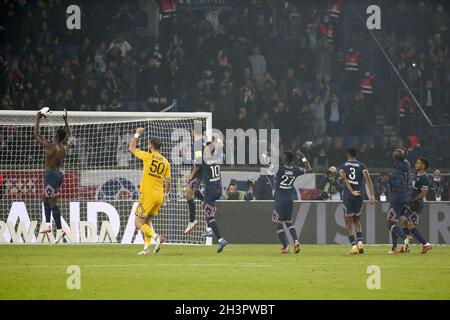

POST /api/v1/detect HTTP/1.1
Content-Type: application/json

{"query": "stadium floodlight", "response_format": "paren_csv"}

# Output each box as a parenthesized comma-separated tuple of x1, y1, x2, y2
(0, 110, 212, 245)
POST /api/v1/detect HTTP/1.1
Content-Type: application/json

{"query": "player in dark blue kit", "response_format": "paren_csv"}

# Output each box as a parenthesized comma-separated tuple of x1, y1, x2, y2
(339, 148, 376, 254)
(34, 109, 71, 244)
(400, 157, 432, 254)
(272, 151, 312, 254)
(387, 149, 411, 254)
(184, 127, 206, 234)
(186, 141, 227, 253)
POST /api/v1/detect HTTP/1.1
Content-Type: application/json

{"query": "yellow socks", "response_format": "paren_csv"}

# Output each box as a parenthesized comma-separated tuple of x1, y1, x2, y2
(140, 224, 155, 248)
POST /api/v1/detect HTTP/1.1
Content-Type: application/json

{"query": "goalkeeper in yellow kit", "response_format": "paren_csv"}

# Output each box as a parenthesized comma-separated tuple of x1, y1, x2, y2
(129, 127, 171, 255)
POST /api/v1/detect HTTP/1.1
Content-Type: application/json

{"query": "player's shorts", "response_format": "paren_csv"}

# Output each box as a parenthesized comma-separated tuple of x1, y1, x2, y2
(403, 202, 424, 226)
(135, 193, 164, 218)
(203, 189, 222, 218)
(343, 197, 363, 218)
(187, 174, 200, 190)
(387, 202, 407, 223)
(272, 198, 294, 224)
(44, 170, 64, 198)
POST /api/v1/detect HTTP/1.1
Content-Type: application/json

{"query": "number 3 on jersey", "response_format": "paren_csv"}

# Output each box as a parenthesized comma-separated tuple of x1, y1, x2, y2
(348, 167, 356, 180)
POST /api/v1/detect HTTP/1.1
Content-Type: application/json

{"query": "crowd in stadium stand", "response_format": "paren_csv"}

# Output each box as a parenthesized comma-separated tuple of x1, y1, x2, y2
(0, 0, 449, 169)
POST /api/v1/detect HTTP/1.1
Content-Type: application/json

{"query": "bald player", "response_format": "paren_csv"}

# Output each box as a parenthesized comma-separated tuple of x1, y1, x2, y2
(35, 109, 71, 244)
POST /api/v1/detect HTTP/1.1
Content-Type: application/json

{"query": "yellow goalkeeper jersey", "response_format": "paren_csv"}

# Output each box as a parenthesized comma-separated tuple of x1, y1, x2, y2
(134, 149, 171, 195)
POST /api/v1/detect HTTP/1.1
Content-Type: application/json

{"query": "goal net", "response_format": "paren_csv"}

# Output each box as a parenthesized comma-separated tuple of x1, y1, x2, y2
(0, 110, 212, 245)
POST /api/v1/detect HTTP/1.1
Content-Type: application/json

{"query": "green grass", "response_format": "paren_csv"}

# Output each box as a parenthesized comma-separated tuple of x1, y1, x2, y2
(0, 244, 449, 300)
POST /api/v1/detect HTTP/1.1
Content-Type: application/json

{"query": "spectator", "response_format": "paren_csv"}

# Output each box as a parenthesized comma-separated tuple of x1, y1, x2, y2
(377, 137, 393, 167)
(278, 68, 301, 106)
(427, 170, 449, 201)
(104, 68, 120, 96)
(96, 89, 110, 111)
(1, 94, 15, 110)
(63, 89, 76, 110)
(248, 46, 266, 90)
(215, 86, 235, 132)
(108, 97, 122, 111)
(109, 36, 132, 57)
(327, 137, 344, 167)
(314, 37, 333, 85)
(375, 172, 390, 201)
(271, 101, 292, 144)
(244, 179, 256, 201)
(239, 79, 257, 113)
(236, 106, 252, 130)
(310, 84, 330, 136)
(347, 92, 368, 145)
(325, 92, 341, 135)
(358, 143, 374, 167)
(257, 112, 273, 130)
(254, 170, 275, 200)
(318, 167, 344, 200)
(223, 181, 245, 200)
(290, 37, 314, 81)
(314, 137, 328, 167)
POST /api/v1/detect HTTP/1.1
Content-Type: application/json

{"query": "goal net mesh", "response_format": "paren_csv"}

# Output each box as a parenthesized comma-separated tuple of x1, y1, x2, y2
(0, 111, 211, 245)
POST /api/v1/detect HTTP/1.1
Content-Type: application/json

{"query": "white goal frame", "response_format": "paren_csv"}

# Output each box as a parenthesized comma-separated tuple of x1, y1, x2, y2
(0, 110, 213, 245)
(0, 110, 213, 140)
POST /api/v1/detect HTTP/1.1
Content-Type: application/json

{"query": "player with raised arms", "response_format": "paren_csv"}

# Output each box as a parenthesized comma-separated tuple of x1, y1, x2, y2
(272, 151, 312, 254)
(35, 108, 71, 244)
(186, 141, 227, 253)
(129, 128, 170, 255)
(400, 157, 432, 253)
(184, 126, 206, 234)
(339, 147, 376, 254)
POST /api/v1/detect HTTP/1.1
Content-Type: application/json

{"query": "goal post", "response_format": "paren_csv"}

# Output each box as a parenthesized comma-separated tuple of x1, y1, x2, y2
(0, 110, 213, 245)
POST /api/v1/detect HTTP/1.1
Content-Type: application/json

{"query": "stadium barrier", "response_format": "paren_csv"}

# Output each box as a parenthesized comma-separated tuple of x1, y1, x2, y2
(215, 201, 450, 244)
(1, 201, 449, 244)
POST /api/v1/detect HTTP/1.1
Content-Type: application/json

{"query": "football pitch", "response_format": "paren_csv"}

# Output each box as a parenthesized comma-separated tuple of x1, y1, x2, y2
(0, 244, 449, 300)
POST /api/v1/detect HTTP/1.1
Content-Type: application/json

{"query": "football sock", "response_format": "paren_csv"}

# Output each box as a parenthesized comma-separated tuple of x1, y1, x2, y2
(44, 201, 51, 225)
(207, 218, 222, 239)
(411, 228, 427, 245)
(51, 206, 62, 230)
(276, 224, 288, 249)
(356, 232, 363, 243)
(187, 199, 196, 222)
(285, 222, 298, 242)
(348, 235, 356, 246)
(144, 234, 151, 248)
(194, 190, 204, 201)
(140, 224, 155, 240)
(391, 232, 398, 250)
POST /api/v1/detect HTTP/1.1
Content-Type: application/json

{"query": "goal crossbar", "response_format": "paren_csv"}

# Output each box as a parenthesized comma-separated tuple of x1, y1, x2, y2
(0, 111, 213, 139)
